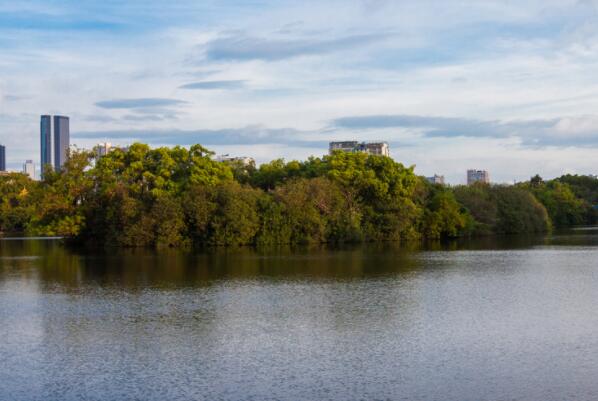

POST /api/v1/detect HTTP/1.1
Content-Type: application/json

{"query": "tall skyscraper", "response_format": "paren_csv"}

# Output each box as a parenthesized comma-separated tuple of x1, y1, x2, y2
(23, 160, 35, 179)
(0, 144, 5, 171)
(53, 115, 70, 171)
(40, 115, 52, 175)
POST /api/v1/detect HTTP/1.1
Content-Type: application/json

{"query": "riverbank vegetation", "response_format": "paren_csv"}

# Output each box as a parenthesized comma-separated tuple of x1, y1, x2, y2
(1, 143, 596, 247)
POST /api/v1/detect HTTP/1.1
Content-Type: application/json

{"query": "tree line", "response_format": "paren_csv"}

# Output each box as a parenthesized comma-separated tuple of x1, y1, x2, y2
(0, 143, 596, 247)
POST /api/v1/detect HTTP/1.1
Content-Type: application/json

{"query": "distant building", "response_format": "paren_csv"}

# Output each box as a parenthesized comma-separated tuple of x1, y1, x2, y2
(467, 169, 490, 185)
(53, 115, 70, 171)
(96, 142, 112, 158)
(216, 155, 255, 166)
(329, 141, 360, 154)
(361, 142, 390, 156)
(427, 175, 445, 185)
(329, 141, 390, 157)
(23, 160, 35, 179)
(40, 115, 52, 176)
(0, 144, 5, 171)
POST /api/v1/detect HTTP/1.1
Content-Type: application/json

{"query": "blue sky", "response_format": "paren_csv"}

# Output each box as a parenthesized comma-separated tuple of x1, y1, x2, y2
(1, 0, 598, 183)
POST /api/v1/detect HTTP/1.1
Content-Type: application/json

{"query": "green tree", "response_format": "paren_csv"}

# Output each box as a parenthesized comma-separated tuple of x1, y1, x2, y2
(250, 159, 302, 190)
(454, 184, 550, 234)
(28, 149, 93, 236)
(525, 181, 586, 226)
(208, 182, 262, 245)
(254, 194, 293, 245)
(0, 173, 36, 233)
(454, 184, 498, 235)
(274, 177, 362, 243)
(493, 186, 550, 234)
(423, 186, 472, 239)
(314, 151, 422, 241)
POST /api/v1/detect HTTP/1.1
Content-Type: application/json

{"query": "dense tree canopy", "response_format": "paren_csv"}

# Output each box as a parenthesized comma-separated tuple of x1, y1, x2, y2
(0, 172, 36, 233)
(455, 183, 551, 235)
(1, 143, 595, 247)
(518, 178, 590, 227)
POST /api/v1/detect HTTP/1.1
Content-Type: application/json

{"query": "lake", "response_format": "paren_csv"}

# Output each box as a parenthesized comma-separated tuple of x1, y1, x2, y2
(1, 230, 598, 401)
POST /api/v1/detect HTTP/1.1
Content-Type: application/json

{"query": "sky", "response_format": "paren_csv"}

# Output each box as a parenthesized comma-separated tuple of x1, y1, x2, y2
(1, 0, 598, 183)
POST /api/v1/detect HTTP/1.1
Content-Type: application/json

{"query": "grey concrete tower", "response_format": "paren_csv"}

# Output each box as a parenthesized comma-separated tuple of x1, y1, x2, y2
(53, 115, 69, 171)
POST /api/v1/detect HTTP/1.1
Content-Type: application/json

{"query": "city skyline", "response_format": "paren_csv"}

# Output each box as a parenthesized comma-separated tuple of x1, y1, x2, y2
(1, 1, 598, 183)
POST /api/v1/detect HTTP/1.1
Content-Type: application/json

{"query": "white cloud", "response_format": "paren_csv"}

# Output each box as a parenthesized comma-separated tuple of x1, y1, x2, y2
(553, 115, 598, 136)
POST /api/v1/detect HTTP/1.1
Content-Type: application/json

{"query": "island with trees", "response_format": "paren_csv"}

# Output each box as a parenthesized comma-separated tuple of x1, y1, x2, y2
(0, 143, 596, 247)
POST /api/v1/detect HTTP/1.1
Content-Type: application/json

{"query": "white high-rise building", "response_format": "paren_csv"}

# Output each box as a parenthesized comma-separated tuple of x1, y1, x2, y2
(427, 175, 445, 185)
(467, 169, 490, 185)
(23, 160, 35, 180)
(216, 155, 255, 166)
(96, 142, 112, 158)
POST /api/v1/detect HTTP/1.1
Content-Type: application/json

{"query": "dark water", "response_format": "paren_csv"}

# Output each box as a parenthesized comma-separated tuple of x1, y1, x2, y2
(2, 230, 598, 401)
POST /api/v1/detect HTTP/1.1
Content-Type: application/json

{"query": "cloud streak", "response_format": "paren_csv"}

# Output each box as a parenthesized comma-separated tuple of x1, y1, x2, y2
(73, 125, 325, 147)
(179, 80, 246, 90)
(95, 98, 187, 109)
(205, 33, 389, 61)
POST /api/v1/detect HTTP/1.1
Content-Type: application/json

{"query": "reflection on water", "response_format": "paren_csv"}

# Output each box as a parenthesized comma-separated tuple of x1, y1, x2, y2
(1, 229, 598, 401)
(1, 240, 424, 290)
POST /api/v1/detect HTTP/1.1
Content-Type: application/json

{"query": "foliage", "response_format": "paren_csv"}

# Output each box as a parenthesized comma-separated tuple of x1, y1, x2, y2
(306, 151, 422, 241)
(0, 173, 36, 233)
(493, 186, 550, 234)
(274, 177, 362, 243)
(422, 183, 473, 238)
(556, 174, 598, 204)
(454, 183, 550, 235)
(520, 178, 588, 227)
(453, 183, 498, 234)
(202, 182, 262, 246)
(554, 174, 598, 224)
(28, 149, 93, 236)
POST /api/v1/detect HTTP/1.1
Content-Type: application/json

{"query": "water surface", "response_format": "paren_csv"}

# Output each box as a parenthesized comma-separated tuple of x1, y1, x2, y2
(1, 230, 598, 400)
